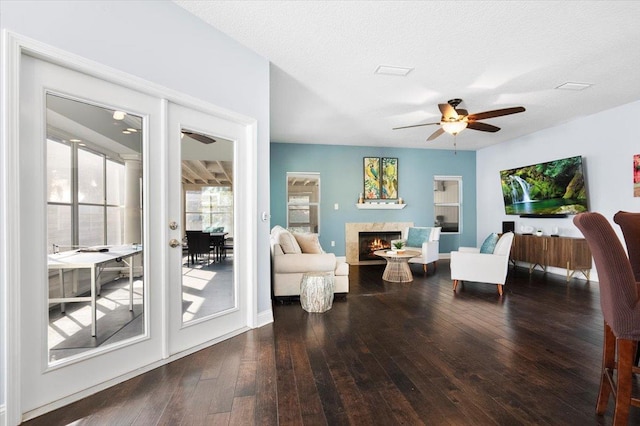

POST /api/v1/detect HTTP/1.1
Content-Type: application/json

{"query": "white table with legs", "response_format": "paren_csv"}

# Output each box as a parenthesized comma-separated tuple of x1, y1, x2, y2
(48, 245, 142, 336)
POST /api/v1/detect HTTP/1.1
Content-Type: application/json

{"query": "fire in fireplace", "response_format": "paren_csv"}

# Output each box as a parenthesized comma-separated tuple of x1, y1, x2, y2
(359, 231, 402, 261)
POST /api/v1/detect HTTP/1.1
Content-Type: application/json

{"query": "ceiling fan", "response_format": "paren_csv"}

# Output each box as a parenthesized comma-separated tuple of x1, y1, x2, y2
(182, 130, 217, 144)
(393, 98, 525, 141)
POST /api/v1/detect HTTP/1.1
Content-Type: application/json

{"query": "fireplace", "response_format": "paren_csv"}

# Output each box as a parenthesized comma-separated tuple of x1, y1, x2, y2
(358, 231, 401, 261)
(345, 222, 413, 264)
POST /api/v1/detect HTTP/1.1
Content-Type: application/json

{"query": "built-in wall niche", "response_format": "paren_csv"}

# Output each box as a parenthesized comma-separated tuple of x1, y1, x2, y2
(434, 176, 461, 233)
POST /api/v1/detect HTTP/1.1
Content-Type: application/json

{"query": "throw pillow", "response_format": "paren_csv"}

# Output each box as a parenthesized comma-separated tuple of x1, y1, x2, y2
(276, 228, 302, 254)
(406, 227, 432, 247)
(480, 233, 500, 254)
(293, 232, 324, 254)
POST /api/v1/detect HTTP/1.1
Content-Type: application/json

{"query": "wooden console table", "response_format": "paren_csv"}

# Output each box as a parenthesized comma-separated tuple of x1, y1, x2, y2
(510, 234, 591, 281)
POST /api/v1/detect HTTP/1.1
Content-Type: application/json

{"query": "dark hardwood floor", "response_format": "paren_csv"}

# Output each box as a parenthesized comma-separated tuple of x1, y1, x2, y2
(24, 261, 640, 425)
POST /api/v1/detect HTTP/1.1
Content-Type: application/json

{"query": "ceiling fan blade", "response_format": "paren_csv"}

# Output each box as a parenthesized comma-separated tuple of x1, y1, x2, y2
(455, 108, 468, 116)
(392, 122, 439, 130)
(438, 103, 459, 120)
(467, 121, 501, 132)
(427, 128, 445, 141)
(467, 106, 525, 121)
(183, 131, 217, 144)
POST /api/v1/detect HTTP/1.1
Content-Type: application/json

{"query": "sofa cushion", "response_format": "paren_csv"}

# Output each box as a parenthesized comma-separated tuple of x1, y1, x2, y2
(480, 233, 500, 254)
(273, 227, 302, 254)
(294, 232, 324, 254)
(406, 227, 432, 248)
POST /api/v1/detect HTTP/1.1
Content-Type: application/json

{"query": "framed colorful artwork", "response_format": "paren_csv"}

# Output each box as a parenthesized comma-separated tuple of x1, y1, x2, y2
(381, 157, 398, 199)
(634, 154, 640, 197)
(363, 157, 399, 200)
(363, 157, 381, 199)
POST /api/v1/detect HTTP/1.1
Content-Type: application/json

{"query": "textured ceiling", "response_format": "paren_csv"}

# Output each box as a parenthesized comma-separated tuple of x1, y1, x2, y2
(174, 1, 640, 151)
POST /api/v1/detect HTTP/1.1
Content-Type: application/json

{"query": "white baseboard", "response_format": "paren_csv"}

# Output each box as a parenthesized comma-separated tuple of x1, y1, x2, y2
(257, 308, 273, 327)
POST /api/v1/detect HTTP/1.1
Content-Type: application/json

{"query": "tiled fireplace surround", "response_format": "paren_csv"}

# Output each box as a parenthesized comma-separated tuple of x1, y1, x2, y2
(345, 222, 413, 265)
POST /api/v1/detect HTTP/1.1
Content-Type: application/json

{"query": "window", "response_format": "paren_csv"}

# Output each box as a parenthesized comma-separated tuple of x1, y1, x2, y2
(184, 186, 233, 235)
(434, 176, 462, 233)
(47, 139, 126, 252)
(287, 173, 320, 233)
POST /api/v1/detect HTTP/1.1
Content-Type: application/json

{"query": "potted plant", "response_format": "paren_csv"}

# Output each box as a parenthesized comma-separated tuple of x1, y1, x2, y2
(392, 240, 406, 253)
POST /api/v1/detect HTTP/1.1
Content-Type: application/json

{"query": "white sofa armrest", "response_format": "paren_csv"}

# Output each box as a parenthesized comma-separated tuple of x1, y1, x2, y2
(458, 246, 480, 253)
(450, 251, 510, 285)
(421, 240, 439, 263)
(273, 252, 336, 274)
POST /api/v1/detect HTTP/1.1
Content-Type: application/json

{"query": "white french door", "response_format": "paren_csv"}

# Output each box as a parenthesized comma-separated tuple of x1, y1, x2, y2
(13, 48, 256, 421)
(18, 54, 165, 417)
(166, 102, 249, 355)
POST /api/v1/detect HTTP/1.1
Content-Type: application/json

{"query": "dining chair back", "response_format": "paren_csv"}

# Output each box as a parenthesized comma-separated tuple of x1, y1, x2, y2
(574, 212, 640, 424)
(613, 211, 640, 281)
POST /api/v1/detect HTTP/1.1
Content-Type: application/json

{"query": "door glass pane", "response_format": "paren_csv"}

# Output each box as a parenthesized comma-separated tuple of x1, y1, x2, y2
(106, 206, 124, 245)
(78, 205, 104, 247)
(181, 130, 234, 323)
(46, 93, 144, 364)
(47, 140, 71, 203)
(47, 205, 72, 254)
(78, 148, 104, 204)
(106, 160, 125, 205)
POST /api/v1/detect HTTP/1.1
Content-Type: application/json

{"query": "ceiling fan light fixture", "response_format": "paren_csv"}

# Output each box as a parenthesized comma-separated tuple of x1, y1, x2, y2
(441, 120, 468, 136)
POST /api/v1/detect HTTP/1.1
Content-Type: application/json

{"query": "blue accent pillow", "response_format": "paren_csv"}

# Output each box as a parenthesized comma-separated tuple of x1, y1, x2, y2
(406, 227, 432, 247)
(480, 233, 500, 254)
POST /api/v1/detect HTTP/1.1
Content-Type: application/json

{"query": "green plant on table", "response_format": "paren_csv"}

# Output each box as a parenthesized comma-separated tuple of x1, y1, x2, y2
(393, 240, 405, 250)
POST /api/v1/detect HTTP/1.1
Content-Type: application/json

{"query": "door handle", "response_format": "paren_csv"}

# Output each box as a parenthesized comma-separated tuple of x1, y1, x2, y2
(169, 221, 178, 230)
(169, 239, 181, 248)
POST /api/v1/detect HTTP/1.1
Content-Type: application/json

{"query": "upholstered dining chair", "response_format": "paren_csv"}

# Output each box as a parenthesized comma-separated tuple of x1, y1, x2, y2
(574, 212, 640, 425)
(186, 231, 212, 266)
(613, 211, 640, 281)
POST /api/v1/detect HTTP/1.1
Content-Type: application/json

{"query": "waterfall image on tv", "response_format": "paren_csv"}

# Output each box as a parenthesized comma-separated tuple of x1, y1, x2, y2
(500, 156, 589, 216)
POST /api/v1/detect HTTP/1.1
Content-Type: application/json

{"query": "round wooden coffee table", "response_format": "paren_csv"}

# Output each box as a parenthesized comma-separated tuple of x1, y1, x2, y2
(374, 250, 421, 282)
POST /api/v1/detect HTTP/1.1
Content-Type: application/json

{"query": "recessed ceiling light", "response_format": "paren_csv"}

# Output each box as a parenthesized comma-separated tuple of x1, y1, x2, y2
(122, 130, 131, 134)
(374, 65, 414, 77)
(555, 82, 593, 91)
(113, 110, 126, 120)
(69, 138, 82, 143)
(126, 128, 138, 133)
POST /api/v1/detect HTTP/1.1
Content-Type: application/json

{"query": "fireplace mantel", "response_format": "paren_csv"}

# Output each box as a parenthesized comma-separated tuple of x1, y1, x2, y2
(355, 203, 406, 210)
(345, 222, 413, 264)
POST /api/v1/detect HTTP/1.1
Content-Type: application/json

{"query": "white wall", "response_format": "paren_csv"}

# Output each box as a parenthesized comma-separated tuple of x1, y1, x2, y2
(1, 0, 271, 416)
(477, 100, 640, 276)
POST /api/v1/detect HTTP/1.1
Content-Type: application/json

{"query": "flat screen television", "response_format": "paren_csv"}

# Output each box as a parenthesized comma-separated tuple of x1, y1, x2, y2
(499, 155, 589, 217)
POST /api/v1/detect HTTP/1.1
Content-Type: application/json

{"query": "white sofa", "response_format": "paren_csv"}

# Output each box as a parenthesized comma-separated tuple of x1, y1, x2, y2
(397, 226, 441, 273)
(450, 232, 514, 296)
(270, 226, 349, 298)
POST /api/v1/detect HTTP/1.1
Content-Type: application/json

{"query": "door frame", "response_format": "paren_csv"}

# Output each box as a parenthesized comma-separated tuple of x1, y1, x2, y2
(1, 31, 259, 424)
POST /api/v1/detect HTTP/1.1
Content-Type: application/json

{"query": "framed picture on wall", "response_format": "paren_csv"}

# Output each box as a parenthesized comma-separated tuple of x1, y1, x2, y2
(363, 157, 381, 199)
(381, 157, 398, 199)
(363, 157, 399, 200)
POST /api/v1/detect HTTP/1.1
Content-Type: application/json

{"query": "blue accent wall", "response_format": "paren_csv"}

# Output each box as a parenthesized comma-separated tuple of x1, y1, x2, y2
(270, 143, 477, 256)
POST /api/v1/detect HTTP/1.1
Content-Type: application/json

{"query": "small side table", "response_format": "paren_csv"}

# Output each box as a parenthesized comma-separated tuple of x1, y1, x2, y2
(373, 250, 421, 283)
(300, 272, 335, 313)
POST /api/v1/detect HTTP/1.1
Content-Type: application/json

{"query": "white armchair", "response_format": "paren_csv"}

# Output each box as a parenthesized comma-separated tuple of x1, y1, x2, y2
(450, 232, 514, 296)
(400, 226, 441, 273)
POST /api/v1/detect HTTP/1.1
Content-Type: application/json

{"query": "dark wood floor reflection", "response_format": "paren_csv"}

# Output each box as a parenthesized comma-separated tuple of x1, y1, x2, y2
(25, 261, 640, 425)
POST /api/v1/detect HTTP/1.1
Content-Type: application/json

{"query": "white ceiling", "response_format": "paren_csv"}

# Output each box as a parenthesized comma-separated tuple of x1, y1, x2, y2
(174, 1, 640, 151)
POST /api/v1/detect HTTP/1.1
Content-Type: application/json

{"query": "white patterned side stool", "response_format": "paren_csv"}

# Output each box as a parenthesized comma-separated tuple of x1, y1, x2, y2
(300, 272, 335, 313)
